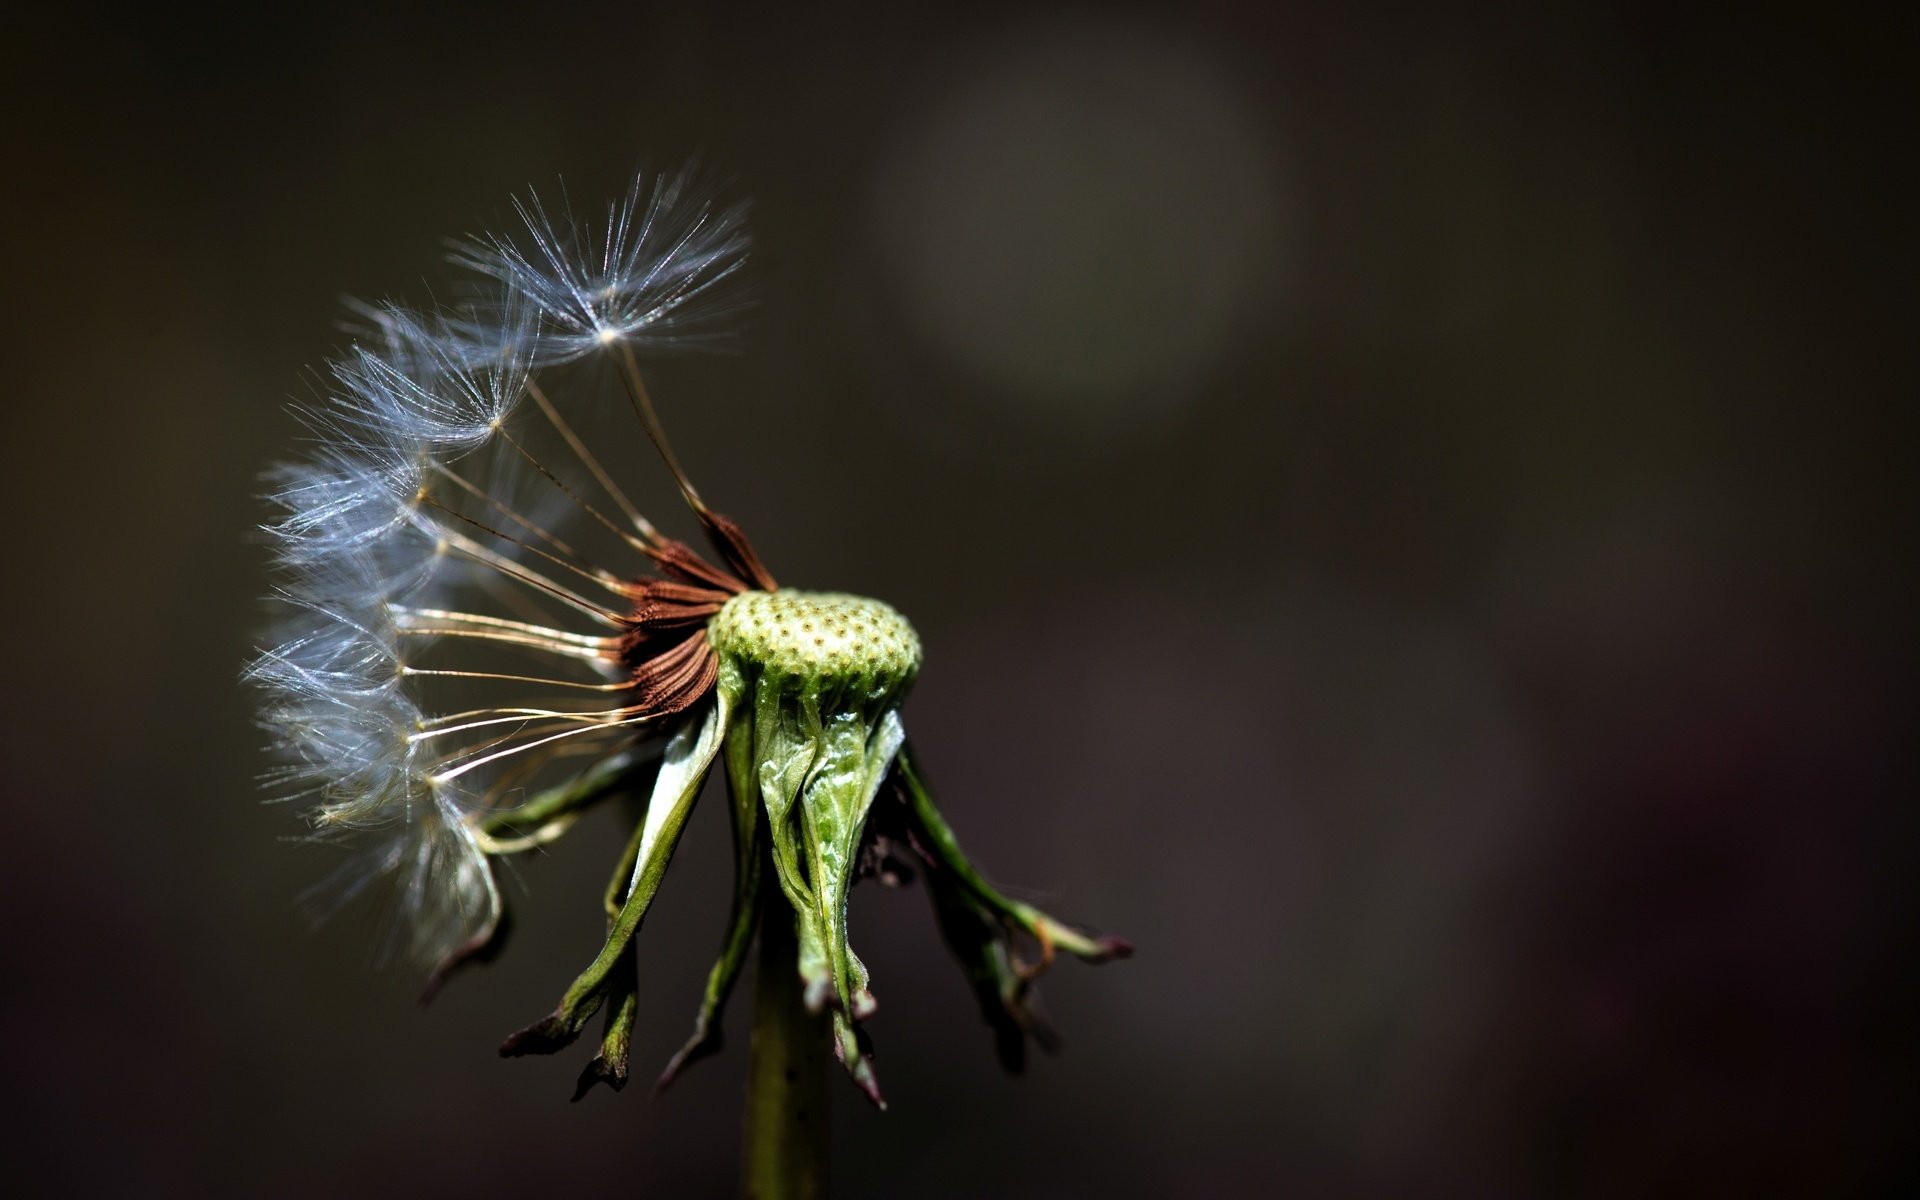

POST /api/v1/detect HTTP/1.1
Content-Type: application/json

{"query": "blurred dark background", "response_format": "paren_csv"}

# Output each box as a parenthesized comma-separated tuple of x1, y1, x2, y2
(2, 2, 1911, 1195)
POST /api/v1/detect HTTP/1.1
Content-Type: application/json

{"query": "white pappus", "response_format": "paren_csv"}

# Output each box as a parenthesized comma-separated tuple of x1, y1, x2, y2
(251, 164, 748, 972)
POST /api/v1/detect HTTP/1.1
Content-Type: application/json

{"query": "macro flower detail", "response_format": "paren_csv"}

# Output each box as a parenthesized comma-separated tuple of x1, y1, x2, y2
(250, 166, 1129, 1113)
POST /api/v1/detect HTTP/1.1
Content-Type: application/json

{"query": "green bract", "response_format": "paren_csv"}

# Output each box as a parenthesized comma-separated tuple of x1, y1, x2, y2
(497, 587, 1127, 1104)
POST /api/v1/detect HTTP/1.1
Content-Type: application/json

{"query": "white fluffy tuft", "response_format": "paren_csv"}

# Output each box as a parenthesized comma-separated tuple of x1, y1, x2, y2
(253, 165, 753, 976)
(450, 165, 752, 363)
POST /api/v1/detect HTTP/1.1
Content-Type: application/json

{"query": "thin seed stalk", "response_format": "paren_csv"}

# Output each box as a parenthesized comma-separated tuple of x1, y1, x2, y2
(742, 878, 829, 1199)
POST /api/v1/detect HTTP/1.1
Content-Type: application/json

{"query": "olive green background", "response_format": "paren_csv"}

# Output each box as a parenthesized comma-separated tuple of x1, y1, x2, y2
(2, 2, 1908, 1195)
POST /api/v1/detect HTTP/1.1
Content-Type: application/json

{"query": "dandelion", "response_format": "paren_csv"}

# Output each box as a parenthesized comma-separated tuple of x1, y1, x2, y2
(250, 164, 1129, 1191)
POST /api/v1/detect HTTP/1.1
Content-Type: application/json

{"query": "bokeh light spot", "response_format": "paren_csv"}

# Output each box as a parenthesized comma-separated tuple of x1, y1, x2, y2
(872, 16, 1286, 434)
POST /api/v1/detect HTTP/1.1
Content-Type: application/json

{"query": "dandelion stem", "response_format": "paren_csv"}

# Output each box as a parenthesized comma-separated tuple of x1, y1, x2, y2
(495, 421, 657, 555)
(401, 667, 628, 691)
(430, 462, 595, 569)
(527, 379, 660, 543)
(614, 340, 707, 516)
(742, 876, 829, 1200)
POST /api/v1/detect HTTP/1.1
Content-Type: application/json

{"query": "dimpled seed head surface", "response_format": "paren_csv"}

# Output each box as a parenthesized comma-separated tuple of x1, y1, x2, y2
(711, 590, 921, 685)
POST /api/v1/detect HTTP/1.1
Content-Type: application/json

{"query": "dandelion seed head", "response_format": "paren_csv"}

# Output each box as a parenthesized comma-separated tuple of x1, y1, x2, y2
(451, 165, 752, 363)
(322, 322, 526, 459)
(253, 578, 504, 967)
(249, 594, 442, 826)
(253, 166, 1123, 1093)
(298, 789, 500, 972)
(261, 455, 457, 610)
(256, 169, 757, 985)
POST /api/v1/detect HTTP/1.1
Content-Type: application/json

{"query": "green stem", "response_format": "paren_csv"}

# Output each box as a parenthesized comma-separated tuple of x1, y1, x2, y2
(742, 884, 829, 1199)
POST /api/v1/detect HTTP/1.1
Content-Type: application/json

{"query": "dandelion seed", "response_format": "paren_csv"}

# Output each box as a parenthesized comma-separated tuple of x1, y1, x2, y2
(450, 165, 752, 363)
(249, 166, 1129, 1128)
